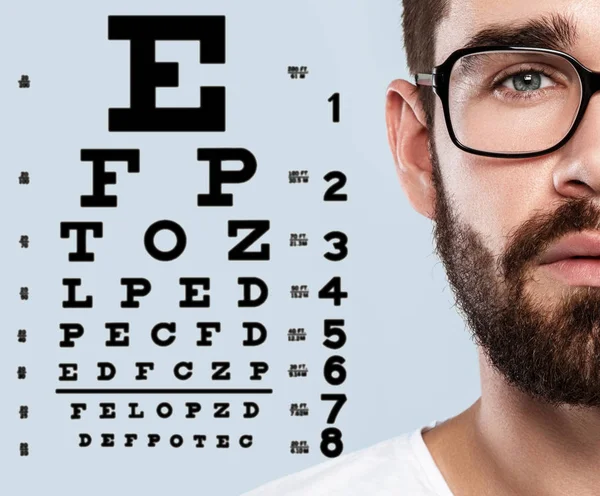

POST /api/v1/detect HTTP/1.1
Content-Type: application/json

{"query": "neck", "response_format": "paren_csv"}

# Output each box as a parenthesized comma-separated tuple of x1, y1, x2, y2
(424, 348, 600, 495)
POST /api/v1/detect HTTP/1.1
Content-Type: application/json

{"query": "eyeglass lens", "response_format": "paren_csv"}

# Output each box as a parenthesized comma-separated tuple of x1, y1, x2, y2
(448, 50, 582, 154)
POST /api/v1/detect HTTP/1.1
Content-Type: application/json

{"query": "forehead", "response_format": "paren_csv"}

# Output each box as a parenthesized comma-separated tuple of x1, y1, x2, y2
(435, 0, 599, 68)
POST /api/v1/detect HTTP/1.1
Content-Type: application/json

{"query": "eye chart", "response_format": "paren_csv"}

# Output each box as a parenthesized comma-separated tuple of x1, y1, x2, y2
(0, 1, 470, 495)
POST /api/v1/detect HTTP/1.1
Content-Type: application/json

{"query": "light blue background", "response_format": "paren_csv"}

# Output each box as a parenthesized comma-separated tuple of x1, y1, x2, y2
(0, 1, 480, 494)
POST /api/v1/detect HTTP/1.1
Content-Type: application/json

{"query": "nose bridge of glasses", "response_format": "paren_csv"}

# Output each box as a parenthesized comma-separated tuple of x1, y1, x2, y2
(588, 70, 600, 97)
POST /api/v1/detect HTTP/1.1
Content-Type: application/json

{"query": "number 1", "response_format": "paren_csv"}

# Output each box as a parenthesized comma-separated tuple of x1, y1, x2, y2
(328, 93, 340, 122)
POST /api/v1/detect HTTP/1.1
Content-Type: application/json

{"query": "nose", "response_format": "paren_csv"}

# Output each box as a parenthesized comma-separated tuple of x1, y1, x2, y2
(553, 83, 600, 198)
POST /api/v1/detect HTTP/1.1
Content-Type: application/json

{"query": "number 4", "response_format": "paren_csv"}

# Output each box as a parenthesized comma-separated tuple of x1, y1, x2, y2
(318, 276, 348, 306)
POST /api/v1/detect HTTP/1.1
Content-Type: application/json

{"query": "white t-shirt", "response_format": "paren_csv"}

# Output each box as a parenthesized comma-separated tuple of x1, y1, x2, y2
(241, 419, 454, 495)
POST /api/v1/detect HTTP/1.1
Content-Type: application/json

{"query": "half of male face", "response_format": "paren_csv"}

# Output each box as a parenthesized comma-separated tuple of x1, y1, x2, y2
(430, 137, 600, 407)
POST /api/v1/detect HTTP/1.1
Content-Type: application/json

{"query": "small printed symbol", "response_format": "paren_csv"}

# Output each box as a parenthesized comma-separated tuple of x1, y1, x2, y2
(288, 363, 308, 378)
(18, 75, 30, 88)
(17, 366, 27, 379)
(290, 440, 309, 454)
(17, 329, 27, 343)
(19, 171, 30, 184)
(290, 402, 309, 416)
(19, 235, 29, 248)
(287, 66, 308, 79)
(20, 287, 29, 300)
(289, 233, 308, 247)
(288, 327, 307, 342)
(290, 284, 309, 299)
(19, 442, 29, 456)
(288, 170, 309, 184)
(19, 406, 29, 419)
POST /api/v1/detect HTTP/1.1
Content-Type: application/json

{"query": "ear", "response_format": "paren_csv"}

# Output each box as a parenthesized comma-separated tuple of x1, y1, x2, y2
(385, 78, 435, 220)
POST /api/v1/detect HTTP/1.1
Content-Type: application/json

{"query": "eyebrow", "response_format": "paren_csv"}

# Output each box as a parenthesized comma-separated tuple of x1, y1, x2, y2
(460, 12, 578, 52)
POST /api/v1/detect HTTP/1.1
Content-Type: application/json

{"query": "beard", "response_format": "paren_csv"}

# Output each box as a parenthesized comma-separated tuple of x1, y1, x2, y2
(429, 137, 600, 407)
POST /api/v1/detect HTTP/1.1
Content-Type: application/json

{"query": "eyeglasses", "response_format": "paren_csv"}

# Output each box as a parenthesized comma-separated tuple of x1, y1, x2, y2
(415, 46, 600, 158)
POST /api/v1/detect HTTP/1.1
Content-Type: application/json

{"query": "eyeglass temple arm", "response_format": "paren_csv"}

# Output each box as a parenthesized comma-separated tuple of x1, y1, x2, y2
(415, 73, 433, 86)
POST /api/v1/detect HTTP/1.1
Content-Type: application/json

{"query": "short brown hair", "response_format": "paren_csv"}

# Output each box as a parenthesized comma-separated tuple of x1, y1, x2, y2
(401, 0, 450, 131)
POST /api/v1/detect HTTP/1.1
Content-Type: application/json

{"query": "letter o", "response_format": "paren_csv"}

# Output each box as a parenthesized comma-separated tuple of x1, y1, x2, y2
(144, 220, 187, 262)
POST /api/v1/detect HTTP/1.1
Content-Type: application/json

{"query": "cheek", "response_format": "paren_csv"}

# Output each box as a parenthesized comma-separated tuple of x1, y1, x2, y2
(435, 131, 556, 257)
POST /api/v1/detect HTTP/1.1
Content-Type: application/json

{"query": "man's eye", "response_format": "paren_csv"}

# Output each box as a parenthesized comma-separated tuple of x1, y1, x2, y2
(499, 71, 554, 92)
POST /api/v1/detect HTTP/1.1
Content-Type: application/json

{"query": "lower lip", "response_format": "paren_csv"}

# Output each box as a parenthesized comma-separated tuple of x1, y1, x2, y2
(539, 258, 600, 286)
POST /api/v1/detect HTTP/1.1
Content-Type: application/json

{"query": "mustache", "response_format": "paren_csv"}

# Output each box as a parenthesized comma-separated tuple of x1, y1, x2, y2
(501, 197, 600, 281)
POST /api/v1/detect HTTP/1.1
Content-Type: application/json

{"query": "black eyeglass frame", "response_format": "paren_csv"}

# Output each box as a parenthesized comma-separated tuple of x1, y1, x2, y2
(415, 45, 600, 159)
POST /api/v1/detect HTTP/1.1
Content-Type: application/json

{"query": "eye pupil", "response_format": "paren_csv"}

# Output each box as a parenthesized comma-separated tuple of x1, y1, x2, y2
(514, 72, 541, 91)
